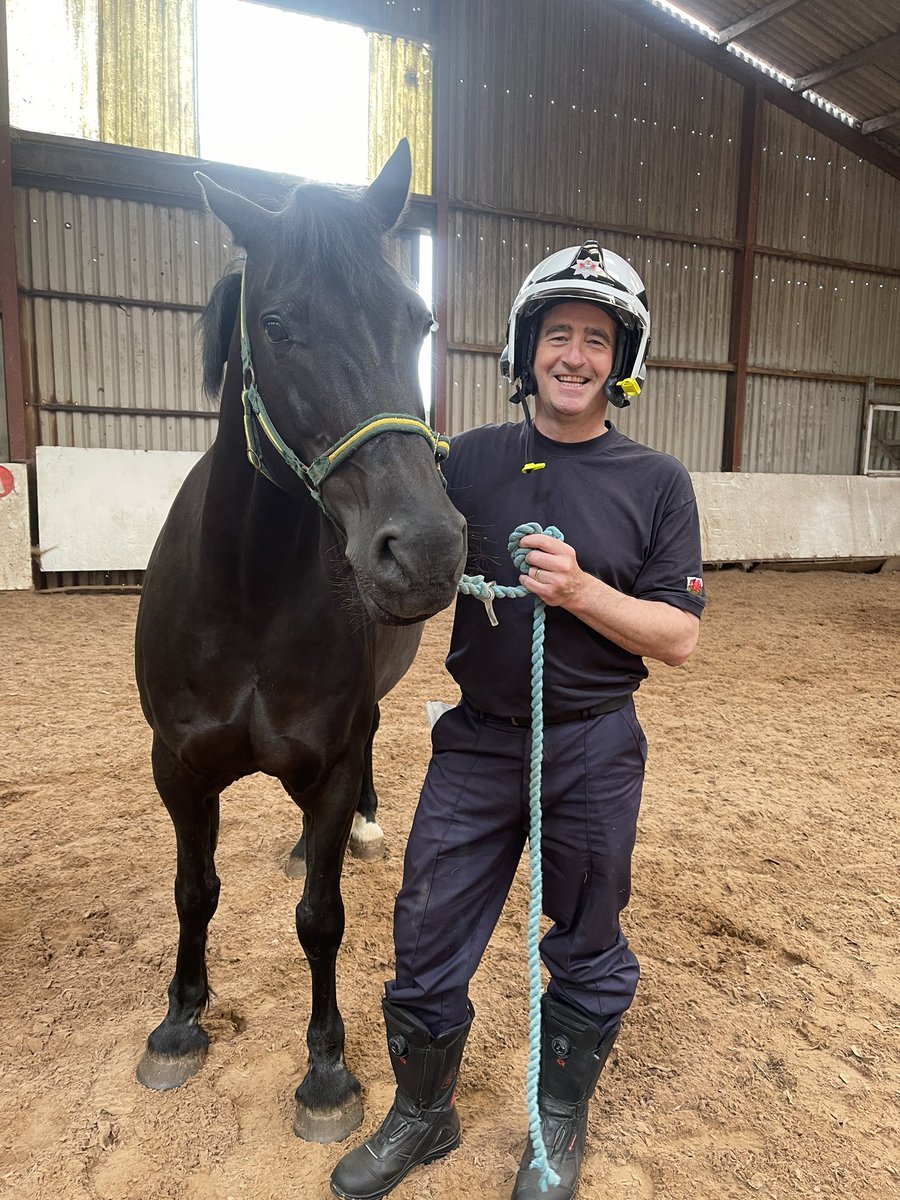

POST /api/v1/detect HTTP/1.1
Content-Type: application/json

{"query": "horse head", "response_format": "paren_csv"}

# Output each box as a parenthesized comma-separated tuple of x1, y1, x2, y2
(196, 142, 466, 625)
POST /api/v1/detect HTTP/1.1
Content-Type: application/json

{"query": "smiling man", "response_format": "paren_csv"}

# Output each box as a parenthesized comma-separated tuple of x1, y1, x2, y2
(331, 242, 706, 1200)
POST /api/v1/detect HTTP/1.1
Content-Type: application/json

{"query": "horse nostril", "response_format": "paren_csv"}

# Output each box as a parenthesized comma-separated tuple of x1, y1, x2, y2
(375, 532, 399, 570)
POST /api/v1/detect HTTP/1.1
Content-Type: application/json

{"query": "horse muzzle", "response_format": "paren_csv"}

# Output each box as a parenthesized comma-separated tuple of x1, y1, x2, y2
(349, 508, 467, 625)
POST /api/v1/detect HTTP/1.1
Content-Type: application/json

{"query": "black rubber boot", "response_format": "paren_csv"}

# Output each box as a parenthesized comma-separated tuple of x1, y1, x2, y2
(330, 999, 472, 1200)
(511, 995, 620, 1200)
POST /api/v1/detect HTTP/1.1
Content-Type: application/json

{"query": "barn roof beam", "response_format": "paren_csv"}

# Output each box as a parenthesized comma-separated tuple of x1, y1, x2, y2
(791, 30, 900, 92)
(714, 0, 805, 46)
(861, 106, 900, 135)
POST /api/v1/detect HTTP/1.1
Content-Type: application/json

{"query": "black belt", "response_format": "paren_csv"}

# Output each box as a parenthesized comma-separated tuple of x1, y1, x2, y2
(467, 694, 630, 728)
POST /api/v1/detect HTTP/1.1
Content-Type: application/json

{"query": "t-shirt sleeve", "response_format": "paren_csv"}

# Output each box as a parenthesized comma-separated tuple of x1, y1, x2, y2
(632, 485, 707, 616)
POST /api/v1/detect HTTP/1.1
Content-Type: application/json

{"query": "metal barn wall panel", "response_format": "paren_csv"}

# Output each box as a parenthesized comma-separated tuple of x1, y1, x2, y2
(446, 351, 518, 435)
(28, 300, 214, 452)
(369, 34, 433, 195)
(15, 187, 229, 304)
(742, 376, 865, 475)
(444, 352, 726, 474)
(616, 368, 727, 473)
(98, 0, 197, 156)
(449, 210, 734, 363)
(750, 254, 900, 379)
(449, 0, 743, 242)
(757, 107, 900, 267)
(15, 186, 233, 456)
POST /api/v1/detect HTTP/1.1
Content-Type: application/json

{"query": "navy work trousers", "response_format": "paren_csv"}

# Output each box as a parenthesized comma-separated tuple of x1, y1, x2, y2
(385, 698, 647, 1036)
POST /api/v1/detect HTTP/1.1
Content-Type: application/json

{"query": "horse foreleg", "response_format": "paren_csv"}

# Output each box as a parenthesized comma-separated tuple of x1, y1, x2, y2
(137, 737, 221, 1091)
(348, 703, 384, 862)
(288, 768, 363, 1143)
(288, 704, 383, 876)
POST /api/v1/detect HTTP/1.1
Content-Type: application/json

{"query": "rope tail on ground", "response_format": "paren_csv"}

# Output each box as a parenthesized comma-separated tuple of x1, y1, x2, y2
(457, 521, 566, 1194)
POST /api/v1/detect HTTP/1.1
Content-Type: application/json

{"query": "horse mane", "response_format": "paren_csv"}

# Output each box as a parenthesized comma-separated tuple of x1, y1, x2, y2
(279, 182, 394, 292)
(200, 268, 243, 399)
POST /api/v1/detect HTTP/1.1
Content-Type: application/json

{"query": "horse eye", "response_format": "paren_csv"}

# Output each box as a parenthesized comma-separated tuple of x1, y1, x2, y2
(263, 317, 289, 343)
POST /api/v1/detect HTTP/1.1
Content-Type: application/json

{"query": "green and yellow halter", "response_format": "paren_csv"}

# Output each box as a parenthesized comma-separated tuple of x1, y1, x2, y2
(238, 266, 449, 513)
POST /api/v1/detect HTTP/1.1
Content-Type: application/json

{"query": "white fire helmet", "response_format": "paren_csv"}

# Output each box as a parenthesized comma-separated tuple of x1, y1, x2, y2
(501, 241, 650, 408)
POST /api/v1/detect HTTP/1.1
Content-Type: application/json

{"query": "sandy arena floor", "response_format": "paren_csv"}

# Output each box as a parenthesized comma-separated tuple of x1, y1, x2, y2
(0, 568, 897, 1200)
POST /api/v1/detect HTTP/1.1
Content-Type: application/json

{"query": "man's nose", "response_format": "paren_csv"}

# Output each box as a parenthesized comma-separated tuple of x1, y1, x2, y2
(562, 340, 587, 367)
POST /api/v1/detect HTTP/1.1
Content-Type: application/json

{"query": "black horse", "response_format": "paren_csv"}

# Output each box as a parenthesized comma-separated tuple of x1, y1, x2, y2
(134, 141, 466, 1143)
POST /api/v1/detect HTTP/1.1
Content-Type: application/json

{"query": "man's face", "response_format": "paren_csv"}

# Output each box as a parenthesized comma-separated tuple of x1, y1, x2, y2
(532, 301, 617, 436)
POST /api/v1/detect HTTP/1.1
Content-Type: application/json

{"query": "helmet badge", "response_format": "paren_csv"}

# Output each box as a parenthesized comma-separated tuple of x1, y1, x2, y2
(570, 241, 609, 280)
(572, 256, 602, 278)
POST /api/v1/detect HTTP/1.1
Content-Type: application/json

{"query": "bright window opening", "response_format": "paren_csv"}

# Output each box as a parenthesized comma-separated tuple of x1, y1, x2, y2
(197, 2, 370, 184)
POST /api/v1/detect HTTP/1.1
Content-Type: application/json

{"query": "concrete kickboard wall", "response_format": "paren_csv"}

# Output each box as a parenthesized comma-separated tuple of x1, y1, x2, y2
(0, 463, 32, 590)
(692, 473, 900, 563)
(23, 450, 900, 580)
(36, 447, 206, 573)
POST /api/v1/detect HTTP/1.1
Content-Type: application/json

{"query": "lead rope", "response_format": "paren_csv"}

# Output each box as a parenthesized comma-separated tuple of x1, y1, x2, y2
(457, 521, 564, 1194)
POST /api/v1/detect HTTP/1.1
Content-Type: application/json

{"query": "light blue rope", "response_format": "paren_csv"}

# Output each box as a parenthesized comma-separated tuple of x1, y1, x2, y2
(457, 520, 564, 1194)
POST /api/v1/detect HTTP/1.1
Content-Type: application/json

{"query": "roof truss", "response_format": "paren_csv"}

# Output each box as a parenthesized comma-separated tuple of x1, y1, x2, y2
(714, 0, 805, 46)
(791, 29, 900, 92)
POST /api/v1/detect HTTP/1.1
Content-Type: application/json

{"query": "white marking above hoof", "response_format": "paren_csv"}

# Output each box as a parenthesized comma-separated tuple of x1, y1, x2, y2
(349, 813, 385, 861)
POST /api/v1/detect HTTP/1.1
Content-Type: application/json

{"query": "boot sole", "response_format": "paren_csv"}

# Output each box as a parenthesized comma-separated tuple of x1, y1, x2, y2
(329, 1135, 460, 1200)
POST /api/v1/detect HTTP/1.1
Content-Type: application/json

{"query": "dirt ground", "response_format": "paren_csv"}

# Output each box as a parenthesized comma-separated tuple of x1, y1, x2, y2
(0, 568, 898, 1200)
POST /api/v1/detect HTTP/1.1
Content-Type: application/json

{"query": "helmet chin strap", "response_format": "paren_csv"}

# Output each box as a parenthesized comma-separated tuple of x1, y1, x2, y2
(511, 385, 546, 475)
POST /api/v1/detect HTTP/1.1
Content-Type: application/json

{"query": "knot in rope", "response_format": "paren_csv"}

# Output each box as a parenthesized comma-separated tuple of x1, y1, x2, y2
(457, 522, 564, 1193)
(457, 523, 563, 627)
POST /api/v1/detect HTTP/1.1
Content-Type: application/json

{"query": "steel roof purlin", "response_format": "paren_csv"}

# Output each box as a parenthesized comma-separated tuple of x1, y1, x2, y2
(616, 0, 900, 174)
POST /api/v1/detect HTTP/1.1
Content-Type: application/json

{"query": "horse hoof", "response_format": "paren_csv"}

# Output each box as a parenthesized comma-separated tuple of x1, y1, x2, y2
(348, 815, 384, 863)
(136, 1046, 207, 1091)
(293, 1093, 364, 1143)
(285, 853, 307, 880)
(348, 836, 384, 863)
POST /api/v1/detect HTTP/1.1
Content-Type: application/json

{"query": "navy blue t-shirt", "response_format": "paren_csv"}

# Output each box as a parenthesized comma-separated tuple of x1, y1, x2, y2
(441, 420, 706, 718)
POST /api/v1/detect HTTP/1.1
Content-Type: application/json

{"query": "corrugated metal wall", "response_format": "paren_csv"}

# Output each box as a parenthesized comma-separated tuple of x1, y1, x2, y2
(449, 2, 740, 239)
(98, 0, 197, 155)
(444, 0, 742, 471)
(369, 34, 433, 195)
(740, 107, 900, 471)
(443, 0, 900, 477)
(15, 187, 231, 454)
(756, 107, 900, 268)
(742, 376, 864, 475)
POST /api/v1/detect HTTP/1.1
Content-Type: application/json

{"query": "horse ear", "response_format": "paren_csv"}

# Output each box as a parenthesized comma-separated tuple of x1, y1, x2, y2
(365, 139, 412, 231)
(195, 172, 272, 248)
